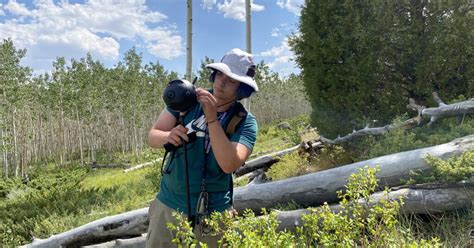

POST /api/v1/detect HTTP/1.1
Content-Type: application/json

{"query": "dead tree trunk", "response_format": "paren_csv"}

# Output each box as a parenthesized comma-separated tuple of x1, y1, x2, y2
(275, 183, 473, 232)
(233, 135, 474, 213)
(322, 93, 474, 144)
(22, 208, 149, 248)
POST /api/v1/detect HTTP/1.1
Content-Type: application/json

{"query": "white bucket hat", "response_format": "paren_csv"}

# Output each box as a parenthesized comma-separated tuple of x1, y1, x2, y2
(206, 48, 259, 92)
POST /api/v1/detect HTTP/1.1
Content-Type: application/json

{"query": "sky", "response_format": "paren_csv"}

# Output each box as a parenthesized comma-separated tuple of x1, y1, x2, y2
(0, 0, 304, 78)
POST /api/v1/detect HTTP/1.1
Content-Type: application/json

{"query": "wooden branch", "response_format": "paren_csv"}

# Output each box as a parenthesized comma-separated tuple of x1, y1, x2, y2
(234, 168, 267, 186)
(233, 135, 474, 213)
(123, 158, 162, 173)
(320, 117, 420, 145)
(323, 93, 473, 144)
(421, 97, 474, 125)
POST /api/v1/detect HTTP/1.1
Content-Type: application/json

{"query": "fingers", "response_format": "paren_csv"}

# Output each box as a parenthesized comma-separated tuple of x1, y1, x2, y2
(167, 125, 189, 146)
(196, 88, 217, 105)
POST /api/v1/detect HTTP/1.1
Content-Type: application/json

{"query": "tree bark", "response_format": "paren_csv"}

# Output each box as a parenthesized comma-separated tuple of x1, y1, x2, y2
(22, 208, 149, 248)
(409, 93, 474, 125)
(186, 0, 192, 81)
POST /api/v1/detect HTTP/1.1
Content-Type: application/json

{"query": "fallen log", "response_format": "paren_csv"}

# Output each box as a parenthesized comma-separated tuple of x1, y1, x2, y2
(83, 235, 146, 248)
(233, 135, 474, 213)
(90, 163, 129, 169)
(320, 117, 419, 145)
(275, 182, 474, 231)
(22, 208, 149, 248)
(123, 159, 162, 173)
(409, 93, 474, 125)
(24, 135, 473, 247)
(83, 183, 473, 247)
(322, 93, 473, 144)
(235, 141, 322, 177)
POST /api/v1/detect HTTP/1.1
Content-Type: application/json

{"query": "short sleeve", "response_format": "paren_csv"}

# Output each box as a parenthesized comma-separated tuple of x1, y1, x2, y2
(165, 107, 180, 119)
(230, 113, 258, 151)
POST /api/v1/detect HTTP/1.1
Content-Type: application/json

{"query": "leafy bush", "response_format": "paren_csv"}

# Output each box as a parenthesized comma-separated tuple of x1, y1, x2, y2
(405, 150, 474, 185)
(168, 166, 439, 247)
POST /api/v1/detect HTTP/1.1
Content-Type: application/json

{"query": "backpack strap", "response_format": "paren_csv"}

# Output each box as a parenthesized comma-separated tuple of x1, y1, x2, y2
(225, 102, 247, 137)
(223, 102, 247, 207)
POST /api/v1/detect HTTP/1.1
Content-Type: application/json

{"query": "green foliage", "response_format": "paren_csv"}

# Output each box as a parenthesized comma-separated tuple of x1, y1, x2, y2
(297, 166, 404, 247)
(252, 115, 310, 157)
(398, 211, 472, 247)
(170, 166, 439, 247)
(168, 212, 202, 247)
(144, 160, 163, 193)
(0, 165, 155, 246)
(424, 150, 474, 182)
(267, 153, 313, 181)
(405, 150, 474, 184)
(354, 116, 474, 161)
(291, 0, 474, 137)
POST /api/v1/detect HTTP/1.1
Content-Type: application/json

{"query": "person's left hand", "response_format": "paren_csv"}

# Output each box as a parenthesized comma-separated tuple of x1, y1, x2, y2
(196, 88, 217, 122)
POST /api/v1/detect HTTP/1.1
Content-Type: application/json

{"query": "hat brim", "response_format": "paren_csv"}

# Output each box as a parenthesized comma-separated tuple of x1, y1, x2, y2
(206, 63, 259, 92)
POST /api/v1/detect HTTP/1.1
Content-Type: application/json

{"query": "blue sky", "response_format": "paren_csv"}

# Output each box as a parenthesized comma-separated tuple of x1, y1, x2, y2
(0, 0, 304, 77)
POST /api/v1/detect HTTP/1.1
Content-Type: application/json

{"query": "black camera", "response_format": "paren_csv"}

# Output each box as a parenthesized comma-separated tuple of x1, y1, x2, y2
(162, 79, 198, 152)
(162, 79, 198, 112)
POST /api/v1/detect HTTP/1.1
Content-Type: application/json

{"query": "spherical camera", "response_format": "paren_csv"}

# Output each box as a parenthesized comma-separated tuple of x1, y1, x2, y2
(162, 79, 198, 112)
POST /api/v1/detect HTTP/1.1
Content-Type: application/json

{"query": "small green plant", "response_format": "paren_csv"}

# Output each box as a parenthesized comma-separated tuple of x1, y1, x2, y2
(267, 153, 312, 180)
(405, 150, 474, 184)
(168, 166, 440, 247)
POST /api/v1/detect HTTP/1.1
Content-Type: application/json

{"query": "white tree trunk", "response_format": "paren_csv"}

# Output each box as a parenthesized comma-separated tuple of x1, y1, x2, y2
(186, 0, 192, 81)
(23, 208, 149, 248)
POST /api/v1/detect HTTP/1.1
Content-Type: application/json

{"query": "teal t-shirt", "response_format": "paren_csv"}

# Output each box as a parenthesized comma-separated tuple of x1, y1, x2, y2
(157, 101, 258, 216)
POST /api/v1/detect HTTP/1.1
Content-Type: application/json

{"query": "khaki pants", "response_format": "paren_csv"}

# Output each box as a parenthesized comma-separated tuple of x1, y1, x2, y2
(146, 198, 223, 248)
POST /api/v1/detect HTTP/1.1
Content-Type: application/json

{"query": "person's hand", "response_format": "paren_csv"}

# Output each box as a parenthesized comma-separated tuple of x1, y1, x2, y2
(196, 88, 217, 123)
(166, 125, 189, 146)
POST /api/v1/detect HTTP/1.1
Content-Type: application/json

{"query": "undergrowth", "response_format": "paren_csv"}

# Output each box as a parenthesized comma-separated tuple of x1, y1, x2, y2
(1, 114, 472, 246)
(168, 166, 440, 247)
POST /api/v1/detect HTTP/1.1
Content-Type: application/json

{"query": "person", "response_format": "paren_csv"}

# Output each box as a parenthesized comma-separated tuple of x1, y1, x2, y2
(146, 48, 259, 247)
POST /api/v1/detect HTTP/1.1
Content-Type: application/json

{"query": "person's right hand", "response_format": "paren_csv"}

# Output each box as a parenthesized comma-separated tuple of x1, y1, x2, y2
(166, 125, 189, 146)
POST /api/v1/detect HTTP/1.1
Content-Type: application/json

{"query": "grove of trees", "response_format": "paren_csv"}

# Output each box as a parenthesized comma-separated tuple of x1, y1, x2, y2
(0, 39, 310, 179)
(291, 0, 474, 137)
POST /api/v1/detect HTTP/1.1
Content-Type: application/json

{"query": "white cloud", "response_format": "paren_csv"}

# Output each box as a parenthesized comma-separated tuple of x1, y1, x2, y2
(201, 0, 217, 10)
(270, 23, 293, 38)
(0, 4, 5, 16)
(258, 38, 299, 76)
(276, 0, 304, 16)
(202, 0, 264, 22)
(4, 0, 31, 16)
(0, 0, 183, 72)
